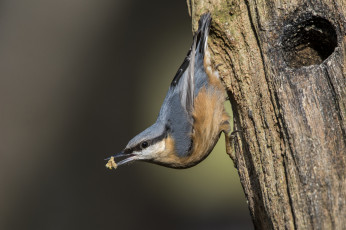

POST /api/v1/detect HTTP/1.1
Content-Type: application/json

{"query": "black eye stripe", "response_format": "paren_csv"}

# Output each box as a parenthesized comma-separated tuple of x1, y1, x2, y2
(124, 148, 132, 154)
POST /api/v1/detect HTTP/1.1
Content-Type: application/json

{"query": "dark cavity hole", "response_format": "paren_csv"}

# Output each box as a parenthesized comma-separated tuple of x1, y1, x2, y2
(282, 16, 337, 68)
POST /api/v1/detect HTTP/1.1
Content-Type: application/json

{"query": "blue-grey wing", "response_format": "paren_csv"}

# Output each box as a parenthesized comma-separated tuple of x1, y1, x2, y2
(156, 13, 211, 157)
(170, 13, 211, 117)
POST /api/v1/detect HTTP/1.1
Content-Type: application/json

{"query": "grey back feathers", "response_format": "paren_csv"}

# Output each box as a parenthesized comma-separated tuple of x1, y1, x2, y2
(126, 13, 212, 157)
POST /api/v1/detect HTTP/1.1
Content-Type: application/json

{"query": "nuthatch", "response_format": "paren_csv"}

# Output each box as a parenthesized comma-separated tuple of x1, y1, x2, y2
(106, 13, 231, 169)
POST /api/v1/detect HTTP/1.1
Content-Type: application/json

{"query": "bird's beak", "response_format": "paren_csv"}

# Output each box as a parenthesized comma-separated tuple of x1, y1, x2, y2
(105, 151, 138, 169)
(105, 151, 126, 160)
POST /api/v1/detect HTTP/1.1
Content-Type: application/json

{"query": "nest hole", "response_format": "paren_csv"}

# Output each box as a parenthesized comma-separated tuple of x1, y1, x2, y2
(282, 16, 337, 68)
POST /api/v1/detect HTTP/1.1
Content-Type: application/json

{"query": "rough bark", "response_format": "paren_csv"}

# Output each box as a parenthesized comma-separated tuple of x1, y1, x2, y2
(187, 0, 346, 229)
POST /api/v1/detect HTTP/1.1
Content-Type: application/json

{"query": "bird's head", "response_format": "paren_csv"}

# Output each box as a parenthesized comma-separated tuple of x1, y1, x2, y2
(106, 123, 177, 168)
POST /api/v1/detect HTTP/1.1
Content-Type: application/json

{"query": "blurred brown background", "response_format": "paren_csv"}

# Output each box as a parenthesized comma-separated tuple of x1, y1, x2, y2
(0, 1, 253, 229)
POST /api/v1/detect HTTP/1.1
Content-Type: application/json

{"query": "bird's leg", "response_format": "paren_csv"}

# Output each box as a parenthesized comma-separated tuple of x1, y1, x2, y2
(224, 129, 242, 162)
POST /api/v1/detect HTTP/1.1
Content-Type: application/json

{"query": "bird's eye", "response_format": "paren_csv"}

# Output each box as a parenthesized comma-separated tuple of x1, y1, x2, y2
(141, 141, 149, 149)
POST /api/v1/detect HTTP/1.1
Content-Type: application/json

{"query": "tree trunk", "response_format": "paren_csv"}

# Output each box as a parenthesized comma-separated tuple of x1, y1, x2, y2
(187, 0, 346, 229)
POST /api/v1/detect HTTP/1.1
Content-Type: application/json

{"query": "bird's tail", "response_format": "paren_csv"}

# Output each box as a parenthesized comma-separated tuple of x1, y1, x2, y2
(170, 12, 211, 87)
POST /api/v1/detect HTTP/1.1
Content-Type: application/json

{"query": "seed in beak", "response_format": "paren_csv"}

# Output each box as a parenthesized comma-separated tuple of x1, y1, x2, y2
(105, 156, 117, 170)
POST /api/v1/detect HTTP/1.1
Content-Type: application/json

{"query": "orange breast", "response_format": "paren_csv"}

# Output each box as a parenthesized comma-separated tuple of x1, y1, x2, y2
(181, 85, 230, 167)
(176, 50, 230, 167)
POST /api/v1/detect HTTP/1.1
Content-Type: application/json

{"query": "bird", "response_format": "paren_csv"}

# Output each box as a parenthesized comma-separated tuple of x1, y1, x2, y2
(106, 13, 231, 170)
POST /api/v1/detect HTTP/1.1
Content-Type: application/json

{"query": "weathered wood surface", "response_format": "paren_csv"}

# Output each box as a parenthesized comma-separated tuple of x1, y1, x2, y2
(188, 0, 346, 229)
